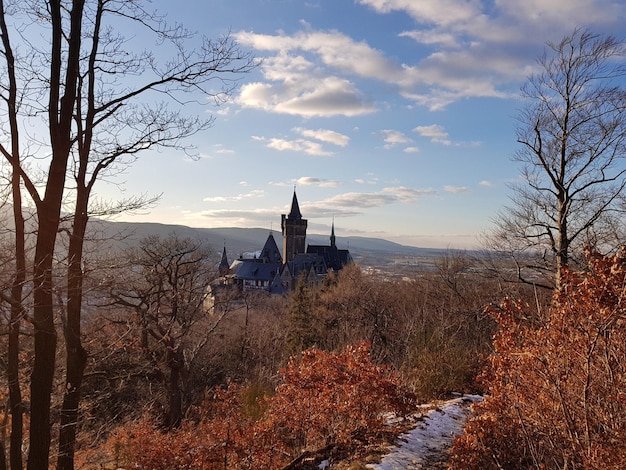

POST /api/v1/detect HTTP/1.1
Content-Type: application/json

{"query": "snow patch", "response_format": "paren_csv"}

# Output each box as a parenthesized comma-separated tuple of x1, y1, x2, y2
(368, 394, 482, 470)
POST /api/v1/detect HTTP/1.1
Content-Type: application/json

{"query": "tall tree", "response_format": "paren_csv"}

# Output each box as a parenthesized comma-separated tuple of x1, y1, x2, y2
(0, 1, 254, 468)
(488, 29, 626, 289)
(107, 235, 220, 429)
(0, 1, 28, 468)
(286, 274, 317, 356)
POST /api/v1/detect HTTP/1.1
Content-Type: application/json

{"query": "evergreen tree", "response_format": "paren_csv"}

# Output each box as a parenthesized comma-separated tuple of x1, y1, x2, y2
(286, 275, 318, 356)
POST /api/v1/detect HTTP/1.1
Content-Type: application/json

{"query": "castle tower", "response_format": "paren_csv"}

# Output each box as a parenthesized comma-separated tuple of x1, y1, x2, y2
(281, 190, 307, 264)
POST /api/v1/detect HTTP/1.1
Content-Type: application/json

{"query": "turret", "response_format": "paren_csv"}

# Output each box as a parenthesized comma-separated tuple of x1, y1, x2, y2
(281, 190, 307, 264)
(218, 245, 230, 276)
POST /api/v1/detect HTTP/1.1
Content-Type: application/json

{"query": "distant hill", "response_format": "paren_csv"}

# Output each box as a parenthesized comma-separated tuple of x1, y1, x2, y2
(87, 219, 452, 268)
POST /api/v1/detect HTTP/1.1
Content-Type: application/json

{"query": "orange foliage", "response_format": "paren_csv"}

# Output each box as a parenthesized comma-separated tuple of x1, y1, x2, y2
(450, 249, 626, 470)
(84, 384, 265, 469)
(97, 342, 415, 469)
(261, 342, 415, 452)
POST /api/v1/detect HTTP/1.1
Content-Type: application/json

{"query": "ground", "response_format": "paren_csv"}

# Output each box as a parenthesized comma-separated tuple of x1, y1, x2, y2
(367, 395, 482, 470)
(285, 394, 482, 470)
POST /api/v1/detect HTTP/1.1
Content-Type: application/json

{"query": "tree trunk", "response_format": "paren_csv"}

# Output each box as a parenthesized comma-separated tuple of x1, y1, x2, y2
(8, 270, 24, 470)
(556, 195, 569, 290)
(0, 1, 25, 466)
(7, 113, 24, 470)
(0, 440, 6, 470)
(29, 1, 84, 466)
(28, 204, 59, 470)
(57, 206, 89, 470)
(167, 346, 184, 429)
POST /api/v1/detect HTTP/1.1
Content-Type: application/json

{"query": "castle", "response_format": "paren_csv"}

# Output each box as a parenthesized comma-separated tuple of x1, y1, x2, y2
(219, 191, 352, 293)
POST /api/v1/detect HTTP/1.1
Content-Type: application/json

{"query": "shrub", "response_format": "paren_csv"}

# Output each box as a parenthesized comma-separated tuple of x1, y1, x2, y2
(450, 249, 626, 470)
(98, 342, 415, 469)
(260, 342, 416, 454)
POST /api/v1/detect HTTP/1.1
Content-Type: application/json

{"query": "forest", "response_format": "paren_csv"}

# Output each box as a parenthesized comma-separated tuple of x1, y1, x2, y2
(2, 235, 539, 468)
(0, 1, 625, 469)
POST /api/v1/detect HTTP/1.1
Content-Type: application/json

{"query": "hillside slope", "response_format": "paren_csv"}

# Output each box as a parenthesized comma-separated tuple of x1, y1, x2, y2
(88, 219, 450, 267)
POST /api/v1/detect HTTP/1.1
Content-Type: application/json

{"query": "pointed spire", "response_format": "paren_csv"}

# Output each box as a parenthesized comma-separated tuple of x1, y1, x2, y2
(218, 244, 230, 275)
(330, 217, 336, 247)
(288, 189, 303, 219)
(261, 232, 282, 263)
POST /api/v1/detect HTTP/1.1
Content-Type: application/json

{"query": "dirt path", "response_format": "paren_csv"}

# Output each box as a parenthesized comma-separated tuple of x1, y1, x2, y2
(367, 395, 481, 470)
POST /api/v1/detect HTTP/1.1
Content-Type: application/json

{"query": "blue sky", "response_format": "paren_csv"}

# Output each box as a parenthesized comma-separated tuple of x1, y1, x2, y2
(101, 0, 626, 249)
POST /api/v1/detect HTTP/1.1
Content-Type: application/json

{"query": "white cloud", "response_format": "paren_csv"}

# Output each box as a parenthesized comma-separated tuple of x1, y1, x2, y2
(268, 181, 291, 187)
(380, 129, 412, 148)
(400, 30, 459, 48)
(214, 146, 235, 155)
(402, 89, 467, 112)
(359, 0, 624, 109)
(235, 1, 626, 113)
(294, 127, 350, 146)
(313, 187, 435, 210)
(214, 106, 232, 116)
(186, 208, 279, 227)
(322, 192, 398, 208)
(404, 146, 420, 153)
(238, 76, 375, 117)
(444, 185, 469, 193)
(355, 178, 378, 185)
(497, 0, 622, 29)
(253, 136, 334, 156)
(296, 176, 341, 187)
(359, 0, 483, 26)
(195, 185, 437, 229)
(479, 180, 493, 187)
(203, 190, 265, 203)
(359, 0, 621, 42)
(383, 186, 437, 202)
(253, 127, 351, 156)
(236, 30, 401, 82)
(236, 26, 518, 113)
(234, 39, 377, 117)
(271, 138, 332, 156)
(413, 124, 451, 145)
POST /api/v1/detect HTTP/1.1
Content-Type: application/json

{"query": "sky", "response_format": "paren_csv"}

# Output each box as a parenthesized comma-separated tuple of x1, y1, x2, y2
(99, 0, 626, 249)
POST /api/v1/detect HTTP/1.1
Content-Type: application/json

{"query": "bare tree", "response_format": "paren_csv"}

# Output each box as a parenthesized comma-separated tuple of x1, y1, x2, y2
(107, 235, 222, 429)
(0, 1, 255, 468)
(0, 2, 28, 468)
(487, 29, 626, 289)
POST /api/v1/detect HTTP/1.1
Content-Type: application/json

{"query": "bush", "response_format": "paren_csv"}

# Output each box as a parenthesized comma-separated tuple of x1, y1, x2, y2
(260, 342, 416, 453)
(450, 249, 626, 470)
(99, 342, 415, 470)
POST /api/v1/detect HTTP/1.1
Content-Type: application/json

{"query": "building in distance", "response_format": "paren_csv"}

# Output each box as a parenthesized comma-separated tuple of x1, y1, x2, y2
(218, 190, 352, 294)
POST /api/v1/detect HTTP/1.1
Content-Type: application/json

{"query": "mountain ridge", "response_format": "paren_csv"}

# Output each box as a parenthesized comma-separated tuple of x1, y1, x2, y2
(89, 219, 452, 266)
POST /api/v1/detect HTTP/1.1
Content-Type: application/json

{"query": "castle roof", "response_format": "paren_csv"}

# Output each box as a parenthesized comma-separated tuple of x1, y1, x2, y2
(287, 190, 303, 219)
(229, 258, 280, 282)
(228, 233, 283, 290)
(260, 233, 282, 264)
(283, 252, 329, 279)
(218, 245, 230, 274)
(306, 244, 352, 271)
